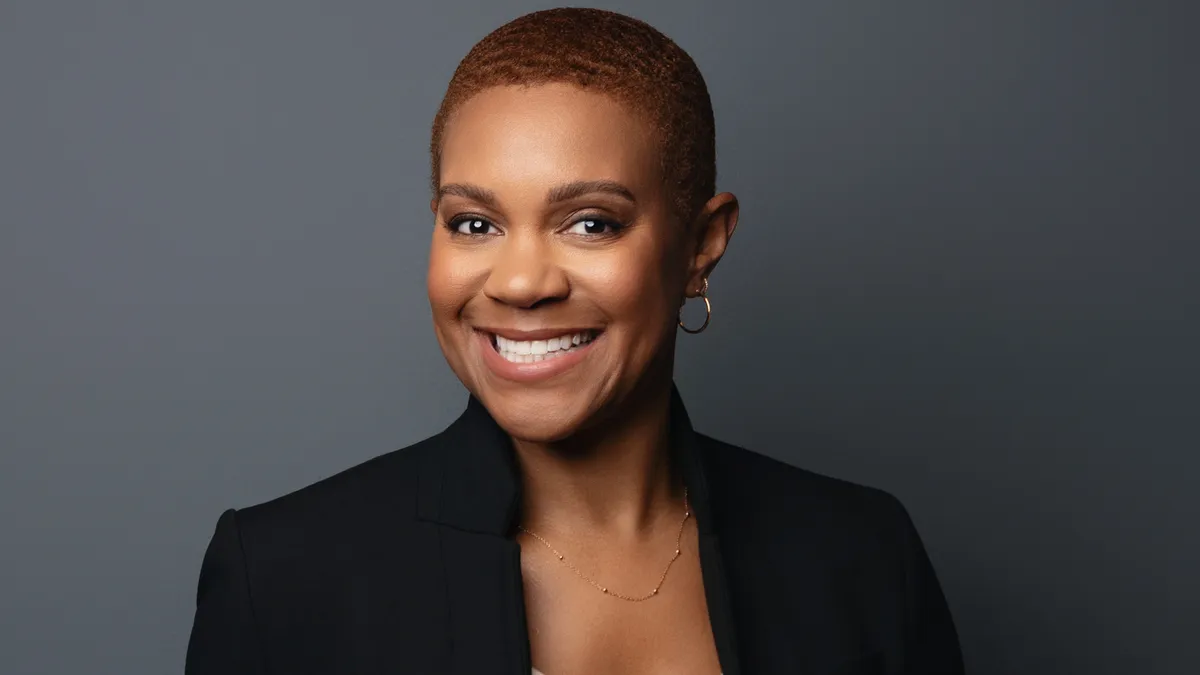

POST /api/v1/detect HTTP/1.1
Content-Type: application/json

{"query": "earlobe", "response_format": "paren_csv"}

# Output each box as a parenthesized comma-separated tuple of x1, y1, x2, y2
(678, 277, 711, 334)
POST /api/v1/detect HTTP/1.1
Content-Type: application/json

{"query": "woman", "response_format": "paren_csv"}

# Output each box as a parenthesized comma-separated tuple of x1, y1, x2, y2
(185, 8, 964, 675)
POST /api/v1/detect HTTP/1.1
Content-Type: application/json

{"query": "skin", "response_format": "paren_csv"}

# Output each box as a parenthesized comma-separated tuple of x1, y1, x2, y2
(428, 83, 739, 674)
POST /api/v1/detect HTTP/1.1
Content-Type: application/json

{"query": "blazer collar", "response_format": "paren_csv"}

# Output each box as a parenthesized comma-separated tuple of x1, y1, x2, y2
(414, 384, 743, 675)
(416, 384, 718, 537)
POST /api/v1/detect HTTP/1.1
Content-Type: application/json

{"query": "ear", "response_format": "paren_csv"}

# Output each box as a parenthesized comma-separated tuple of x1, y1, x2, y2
(430, 197, 439, 215)
(684, 192, 740, 296)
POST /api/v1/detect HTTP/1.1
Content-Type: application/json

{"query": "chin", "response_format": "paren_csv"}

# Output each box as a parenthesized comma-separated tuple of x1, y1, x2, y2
(477, 387, 595, 444)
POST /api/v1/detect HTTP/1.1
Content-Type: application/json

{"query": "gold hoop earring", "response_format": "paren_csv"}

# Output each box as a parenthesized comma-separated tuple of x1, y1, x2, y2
(678, 277, 711, 334)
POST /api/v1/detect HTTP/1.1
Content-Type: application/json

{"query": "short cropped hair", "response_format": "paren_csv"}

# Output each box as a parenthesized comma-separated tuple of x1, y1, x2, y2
(429, 7, 716, 226)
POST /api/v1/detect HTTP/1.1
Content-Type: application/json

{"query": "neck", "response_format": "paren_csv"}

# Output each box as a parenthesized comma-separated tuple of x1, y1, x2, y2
(512, 376, 682, 537)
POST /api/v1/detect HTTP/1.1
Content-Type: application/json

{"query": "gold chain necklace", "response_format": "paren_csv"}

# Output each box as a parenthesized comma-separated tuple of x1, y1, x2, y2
(517, 488, 690, 602)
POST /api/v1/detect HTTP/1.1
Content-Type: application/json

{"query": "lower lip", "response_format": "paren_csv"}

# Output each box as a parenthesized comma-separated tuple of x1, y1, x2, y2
(477, 330, 599, 383)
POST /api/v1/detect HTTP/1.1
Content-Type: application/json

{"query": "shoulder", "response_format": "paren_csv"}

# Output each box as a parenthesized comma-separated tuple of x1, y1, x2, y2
(697, 435, 965, 668)
(223, 432, 443, 553)
(699, 432, 903, 512)
(697, 434, 914, 555)
(188, 434, 452, 657)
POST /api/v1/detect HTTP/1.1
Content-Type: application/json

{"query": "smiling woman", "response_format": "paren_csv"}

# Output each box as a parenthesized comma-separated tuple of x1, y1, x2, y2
(185, 8, 965, 675)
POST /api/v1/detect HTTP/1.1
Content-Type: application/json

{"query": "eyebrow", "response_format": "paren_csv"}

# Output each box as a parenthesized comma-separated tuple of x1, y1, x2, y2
(437, 180, 637, 208)
(546, 180, 637, 205)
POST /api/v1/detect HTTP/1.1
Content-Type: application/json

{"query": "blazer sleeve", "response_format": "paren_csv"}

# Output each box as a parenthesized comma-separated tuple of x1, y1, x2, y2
(185, 508, 268, 675)
(886, 495, 966, 674)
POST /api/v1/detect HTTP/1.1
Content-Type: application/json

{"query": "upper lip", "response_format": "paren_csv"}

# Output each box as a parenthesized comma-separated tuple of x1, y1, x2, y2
(475, 327, 601, 341)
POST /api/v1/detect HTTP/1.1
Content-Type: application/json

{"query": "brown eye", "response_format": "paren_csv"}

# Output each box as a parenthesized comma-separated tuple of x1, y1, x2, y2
(451, 218, 499, 235)
(565, 218, 621, 236)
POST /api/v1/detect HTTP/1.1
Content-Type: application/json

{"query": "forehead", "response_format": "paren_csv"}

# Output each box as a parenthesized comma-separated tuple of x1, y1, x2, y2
(439, 83, 662, 197)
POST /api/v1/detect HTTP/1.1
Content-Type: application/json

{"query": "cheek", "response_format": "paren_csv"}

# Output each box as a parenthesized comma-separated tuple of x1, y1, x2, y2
(426, 238, 479, 319)
(575, 237, 679, 329)
(610, 265, 671, 318)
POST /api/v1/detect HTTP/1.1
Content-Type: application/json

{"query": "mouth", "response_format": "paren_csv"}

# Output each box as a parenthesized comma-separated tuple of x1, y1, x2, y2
(484, 329, 599, 364)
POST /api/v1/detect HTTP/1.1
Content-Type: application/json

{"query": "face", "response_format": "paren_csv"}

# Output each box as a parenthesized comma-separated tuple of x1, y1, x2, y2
(427, 83, 733, 442)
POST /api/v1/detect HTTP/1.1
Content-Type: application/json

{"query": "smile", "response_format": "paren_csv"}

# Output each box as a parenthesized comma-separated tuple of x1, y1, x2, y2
(491, 331, 596, 363)
(475, 328, 602, 383)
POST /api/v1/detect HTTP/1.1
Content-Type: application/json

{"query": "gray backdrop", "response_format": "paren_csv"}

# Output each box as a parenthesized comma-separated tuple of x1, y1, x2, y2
(1, 1, 1195, 673)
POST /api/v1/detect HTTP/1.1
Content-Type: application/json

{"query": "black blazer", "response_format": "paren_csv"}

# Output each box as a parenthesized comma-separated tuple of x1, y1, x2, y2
(185, 388, 964, 674)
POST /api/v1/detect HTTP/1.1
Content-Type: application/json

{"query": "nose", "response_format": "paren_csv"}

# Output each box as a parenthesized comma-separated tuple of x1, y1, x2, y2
(481, 233, 569, 309)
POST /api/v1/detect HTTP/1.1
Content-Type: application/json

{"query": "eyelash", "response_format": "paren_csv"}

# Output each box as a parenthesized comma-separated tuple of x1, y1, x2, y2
(445, 214, 624, 238)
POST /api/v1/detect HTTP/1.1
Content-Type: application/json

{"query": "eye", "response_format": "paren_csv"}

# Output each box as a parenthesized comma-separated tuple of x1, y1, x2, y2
(450, 217, 499, 236)
(564, 217, 622, 236)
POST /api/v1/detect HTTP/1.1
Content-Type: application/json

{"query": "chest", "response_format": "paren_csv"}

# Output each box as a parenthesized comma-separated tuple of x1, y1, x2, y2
(519, 532, 723, 675)
(252, 521, 886, 675)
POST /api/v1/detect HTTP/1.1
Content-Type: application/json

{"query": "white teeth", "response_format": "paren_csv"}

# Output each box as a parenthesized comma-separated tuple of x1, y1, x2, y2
(492, 331, 595, 364)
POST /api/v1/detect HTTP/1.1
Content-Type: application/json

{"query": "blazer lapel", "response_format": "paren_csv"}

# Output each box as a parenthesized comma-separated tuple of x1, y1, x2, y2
(437, 529, 529, 675)
(669, 387, 743, 675)
(417, 397, 531, 675)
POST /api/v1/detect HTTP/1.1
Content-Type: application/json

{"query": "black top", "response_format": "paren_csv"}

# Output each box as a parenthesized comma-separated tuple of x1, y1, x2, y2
(185, 387, 965, 674)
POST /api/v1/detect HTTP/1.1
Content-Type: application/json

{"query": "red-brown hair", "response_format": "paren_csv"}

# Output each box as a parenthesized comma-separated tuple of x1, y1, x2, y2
(429, 7, 716, 226)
